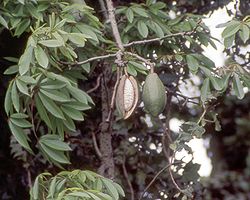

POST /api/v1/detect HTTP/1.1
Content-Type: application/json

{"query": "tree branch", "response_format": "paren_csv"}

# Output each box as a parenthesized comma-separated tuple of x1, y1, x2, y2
(165, 88, 200, 105)
(87, 74, 102, 94)
(105, 0, 124, 51)
(105, 0, 125, 122)
(122, 157, 135, 200)
(139, 163, 172, 200)
(125, 52, 154, 72)
(123, 20, 202, 48)
(123, 31, 191, 48)
(98, 0, 108, 19)
(60, 53, 117, 66)
(91, 131, 102, 159)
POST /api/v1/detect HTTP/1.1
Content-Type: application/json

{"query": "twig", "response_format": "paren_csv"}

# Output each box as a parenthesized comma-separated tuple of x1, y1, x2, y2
(139, 163, 172, 200)
(165, 88, 199, 105)
(91, 131, 102, 159)
(87, 74, 102, 94)
(105, 0, 124, 51)
(168, 152, 183, 193)
(60, 53, 117, 66)
(98, 0, 108, 19)
(122, 157, 135, 200)
(124, 31, 196, 48)
(125, 52, 155, 72)
(197, 107, 207, 124)
(124, 19, 202, 48)
(106, 66, 120, 122)
(30, 99, 38, 140)
(105, 0, 125, 122)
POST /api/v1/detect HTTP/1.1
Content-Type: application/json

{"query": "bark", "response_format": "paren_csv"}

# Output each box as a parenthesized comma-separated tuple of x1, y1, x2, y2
(98, 64, 115, 179)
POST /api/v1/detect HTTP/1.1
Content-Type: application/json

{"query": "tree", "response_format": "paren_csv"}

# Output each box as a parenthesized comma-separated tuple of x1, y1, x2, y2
(0, 0, 249, 199)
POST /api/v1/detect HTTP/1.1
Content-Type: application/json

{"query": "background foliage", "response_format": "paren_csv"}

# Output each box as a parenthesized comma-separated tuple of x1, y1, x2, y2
(0, 0, 250, 199)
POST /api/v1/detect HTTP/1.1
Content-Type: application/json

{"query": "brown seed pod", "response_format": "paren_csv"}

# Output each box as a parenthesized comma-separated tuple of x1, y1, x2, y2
(115, 75, 139, 119)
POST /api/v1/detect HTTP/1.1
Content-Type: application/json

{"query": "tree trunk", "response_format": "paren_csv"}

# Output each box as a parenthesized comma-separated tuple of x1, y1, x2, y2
(98, 64, 115, 179)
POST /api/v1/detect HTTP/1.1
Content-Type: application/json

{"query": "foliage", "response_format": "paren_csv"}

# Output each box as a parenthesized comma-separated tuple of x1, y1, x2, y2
(30, 170, 125, 200)
(0, 0, 250, 199)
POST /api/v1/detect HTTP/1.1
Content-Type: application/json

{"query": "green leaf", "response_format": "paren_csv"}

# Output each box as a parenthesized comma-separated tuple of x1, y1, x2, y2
(67, 192, 90, 198)
(10, 118, 32, 128)
(40, 136, 72, 151)
(137, 21, 148, 38)
(63, 101, 91, 111)
(233, 73, 244, 99)
(16, 79, 29, 96)
(175, 55, 183, 62)
(34, 45, 49, 68)
(131, 7, 148, 18)
(18, 76, 36, 84)
(241, 24, 250, 43)
(61, 106, 84, 121)
(102, 179, 119, 200)
(35, 95, 53, 130)
(4, 65, 19, 75)
(39, 40, 63, 47)
(186, 55, 199, 72)
(201, 78, 210, 102)
(19, 46, 33, 75)
(127, 64, 137, 76)
(11, 82, 20, 112)
(47, 177, 57, 199)
(209, 76, 224, 91)
(47, 72, 71, 84)
(0, 15, 8, 29)
(11, 113, 28, 119)
(129, 61, 147, 71)
(5, 83, 12, 115)
(63, 115, 76, 131)
(38, 92, 65, 119)
(40, 89, 70, 102)
(31, 176, 39, 200)
(67, 85, 88, 104)
(222, 22, 241, 38)
(153, 22, 164, 38)
(39, 142, 70, 164)
(14, 19, 30, 36)
(224, 34, 235, 48)
(113, 182, 125, 197)
(8, 121, 32, 152)
(68, 33, 86, 47)
(126, 8, 134, 23)
(4, 57, 19, 63)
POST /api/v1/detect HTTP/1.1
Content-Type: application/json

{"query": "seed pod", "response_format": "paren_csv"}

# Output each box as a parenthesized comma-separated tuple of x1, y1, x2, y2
(142, 73, 166, 116)
(116, 75, 139, 119)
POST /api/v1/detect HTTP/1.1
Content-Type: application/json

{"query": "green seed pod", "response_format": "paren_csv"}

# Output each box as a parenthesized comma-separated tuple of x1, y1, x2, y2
(142, 73, 166, 116)
(115, 75, 139, 119)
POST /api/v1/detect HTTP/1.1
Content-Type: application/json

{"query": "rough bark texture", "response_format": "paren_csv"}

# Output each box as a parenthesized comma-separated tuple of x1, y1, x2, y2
(98, 64, 115, 179)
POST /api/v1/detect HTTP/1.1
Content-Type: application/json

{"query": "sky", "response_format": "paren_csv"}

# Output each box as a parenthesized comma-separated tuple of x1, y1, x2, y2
(170, 1, 236, 177)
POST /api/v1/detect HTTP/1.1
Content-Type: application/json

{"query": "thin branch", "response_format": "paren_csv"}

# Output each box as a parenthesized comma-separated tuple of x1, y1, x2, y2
(87, 74, 102, 94)
(125, 52, 154, 72)
(165, 88, 199, 105)
(60, 53, 117, 66)
(91, 131, 102, 159)
(105, 0, 125, 122)
(123, 31, 191, 48)
(168, 152, 183, 193)
(197, 106, 208, 124)
(105, 0, 124, 51)
(98, 0, 108, 19)
(122, 157, 135, 200)
(106, 67, 120, 122)
(124, 20, 202, 48)
(139, 163, 172, 200)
